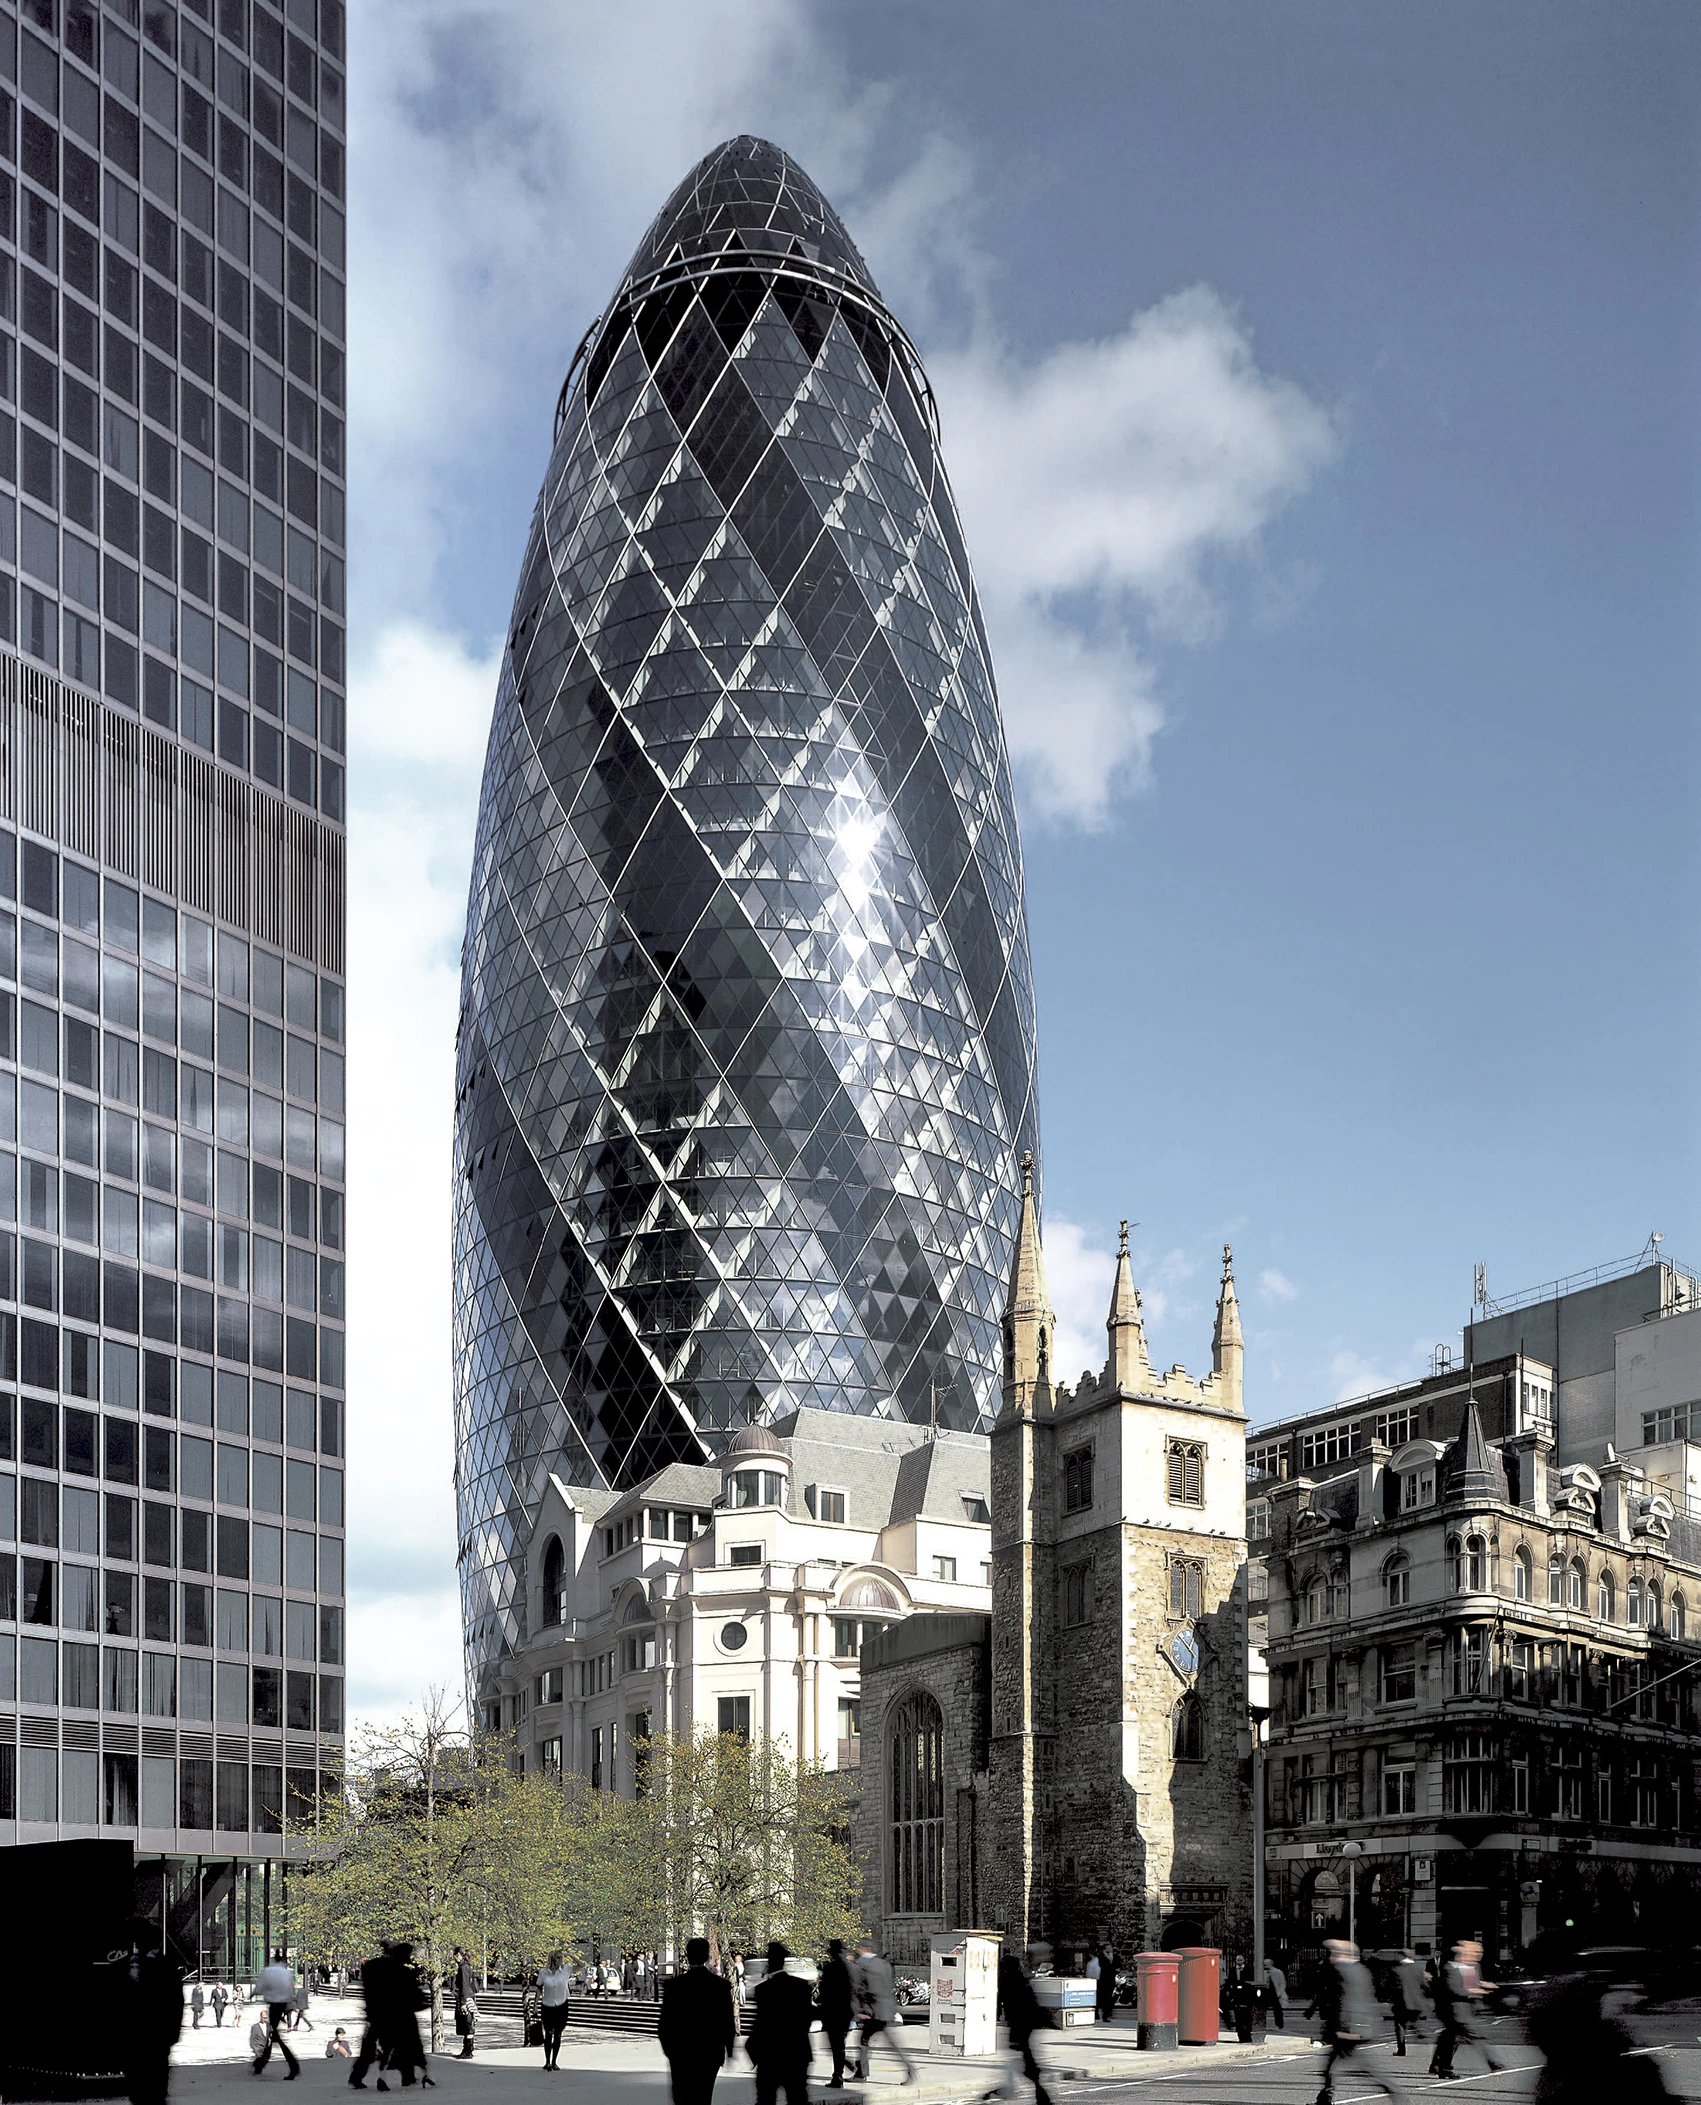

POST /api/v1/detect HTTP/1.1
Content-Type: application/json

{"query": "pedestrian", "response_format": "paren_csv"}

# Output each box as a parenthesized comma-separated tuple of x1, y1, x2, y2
(349, 1942, 397, 2090)
(995, 1944, 1054, 2105)
(1389, 1949, 1426, 2057)
(190, 1983, 205, 2030)
(121, 1917, 185, 2105)
(251, 1950, 302, 2080)
(211, 1983, 230, 2029)
(452, 1947, 477, 2061)
(659, 1937, 738, 2105)
(1311, 1938, 1402, 2103)
(1262, 1954, 1287, 2030)
(537, 1949, 572, 2071)
(748, 1941, 813, 2105)
(1430, 1940, 1502, 2081)
(1527, 1972, 1671, 2103)
(379, 1941, 431, 2090)
(292, 1980, 315, 2032)
(815, 1937, 855, 2090)
(326, 2030, 353, 2060)
(1095, 1945, 1117, 2025)
(851, 1936, 917, 2085)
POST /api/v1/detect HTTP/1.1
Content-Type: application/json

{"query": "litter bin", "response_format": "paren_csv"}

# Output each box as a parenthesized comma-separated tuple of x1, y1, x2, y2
(1134, 1952, 1179, 2051)
(1176, 1947, 1221, 2046)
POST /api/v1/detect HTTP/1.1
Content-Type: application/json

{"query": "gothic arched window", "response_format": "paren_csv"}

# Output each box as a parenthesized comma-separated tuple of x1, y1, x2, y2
(1673, 1593, 1687, 1641)
(1514, 1548, 1532, 1601)
(1172, 1693, 1206, 1762)
(1465, 1536, 1488, 1592)
(889, 1692, 945, 1916)
(1384, 1554, 1410, 1608)
(1597, 1570, 1616, 1623)
(1569, 1560, 1585, 1610)
(541, 1536, 564, 1627)
(1548, 1555, 1564, 1606)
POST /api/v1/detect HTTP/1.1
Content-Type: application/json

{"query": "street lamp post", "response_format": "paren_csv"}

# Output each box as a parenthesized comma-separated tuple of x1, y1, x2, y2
(1238, 1714, 1270, 1990)
(1340, 1840, 1364, 1949)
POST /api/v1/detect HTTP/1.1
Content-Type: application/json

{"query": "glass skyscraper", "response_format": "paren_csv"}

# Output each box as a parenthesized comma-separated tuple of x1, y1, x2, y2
(455, 137, 1039, 1676)
(0, 0, 348, 1973)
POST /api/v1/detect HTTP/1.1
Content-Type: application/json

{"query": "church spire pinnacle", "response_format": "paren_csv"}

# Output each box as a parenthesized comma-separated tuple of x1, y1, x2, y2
(1212, 1243, 1243, 1409)
(1107, 1217, 1148, 1387)
(1002, 1152, 1055, 1409)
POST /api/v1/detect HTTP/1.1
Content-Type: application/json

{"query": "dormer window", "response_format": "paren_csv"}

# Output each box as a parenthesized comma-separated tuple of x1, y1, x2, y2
(805, 1486, 847, 1523)
(1400, 1468, 1435, 1511)
(962, 1495, 990, 1524)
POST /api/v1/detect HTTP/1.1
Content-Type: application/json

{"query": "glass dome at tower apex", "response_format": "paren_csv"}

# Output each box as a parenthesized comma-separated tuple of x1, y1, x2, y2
(453, 136, 1041, 1675)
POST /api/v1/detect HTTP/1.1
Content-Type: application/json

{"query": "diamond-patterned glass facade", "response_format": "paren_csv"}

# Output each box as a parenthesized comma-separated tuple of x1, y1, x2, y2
(453, 138, 1040, 1674)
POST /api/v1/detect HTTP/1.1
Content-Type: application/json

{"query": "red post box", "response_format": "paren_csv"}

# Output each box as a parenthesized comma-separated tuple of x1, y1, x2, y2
(1176, 1947, 1221, 2046)
(1134, 1952, 1179, 2050)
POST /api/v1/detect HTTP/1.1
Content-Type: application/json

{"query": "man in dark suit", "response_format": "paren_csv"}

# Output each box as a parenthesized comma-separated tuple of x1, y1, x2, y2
(748, 1942, 813, 2105)
(814, 1938, 855, 2089)
(658, 1938, 738, 2105)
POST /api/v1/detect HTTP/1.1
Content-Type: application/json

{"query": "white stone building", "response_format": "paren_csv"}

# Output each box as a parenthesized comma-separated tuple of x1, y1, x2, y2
(481, 1410, 994, 1791)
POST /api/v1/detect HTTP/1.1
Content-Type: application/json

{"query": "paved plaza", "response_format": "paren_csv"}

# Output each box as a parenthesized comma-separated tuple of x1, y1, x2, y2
(153, 1996, 1701, 2105)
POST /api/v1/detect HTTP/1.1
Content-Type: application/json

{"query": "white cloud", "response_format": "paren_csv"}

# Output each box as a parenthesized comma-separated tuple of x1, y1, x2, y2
(1328, 1339, 1435, 1404)
(936, 290, 1338, 825)
(1260, 1267, 1299, 1303)
(1038, 1214, 1117, 1389)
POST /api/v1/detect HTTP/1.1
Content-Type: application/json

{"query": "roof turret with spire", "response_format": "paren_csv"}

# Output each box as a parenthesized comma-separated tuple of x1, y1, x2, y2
(1002, 1152, 1055, 1412)
(1211, 1244, 1244, 1413)
(1107, 1220, 1150, 1388)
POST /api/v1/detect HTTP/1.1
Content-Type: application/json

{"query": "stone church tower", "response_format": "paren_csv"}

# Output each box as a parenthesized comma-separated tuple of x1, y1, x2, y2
(989, 1159, 1253, 1953)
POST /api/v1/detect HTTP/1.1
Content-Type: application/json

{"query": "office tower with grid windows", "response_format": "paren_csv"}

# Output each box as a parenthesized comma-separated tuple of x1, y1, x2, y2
(455, 138, 1039, 1681)
(0, 0, 347, 1974)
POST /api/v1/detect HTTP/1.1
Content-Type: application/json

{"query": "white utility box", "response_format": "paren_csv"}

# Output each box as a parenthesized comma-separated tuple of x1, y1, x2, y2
(929, 1931, 1001, 2057)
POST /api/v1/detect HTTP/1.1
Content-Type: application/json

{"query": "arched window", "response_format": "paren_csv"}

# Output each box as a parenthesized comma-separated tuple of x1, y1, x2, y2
(1328, 1566, 1349, 1618)
(1569, 1560, 1585, 1610)
(1514, 1548, 1532, 1601)
(1465, 1536, 1488, 1592)
(1648, 1583, 1662, 1634)
(1548, 1556, 1564, 1606)
(541, 1536, 565, 1627)
(1302, 1573, 1326, 1626)
(1627, 1581, 1643, 1628)
(1447, 1536, 1463, 1591)
(1384, 1555, 1410, 1608)
(889, 1692, 945, 1916)
(1172, 1693, 1206, 1762)
(1169, 1560, 1202, 1620)
(1672, 1593, 1687, 1641)
(1597, 1571, 1615, 1622)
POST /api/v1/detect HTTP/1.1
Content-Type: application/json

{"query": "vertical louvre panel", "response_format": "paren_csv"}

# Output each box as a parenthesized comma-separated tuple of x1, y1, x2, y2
(101, 714, 139, 878)
(285, 809, 314, 960)
(252, 793, 283, 948)
(320, 831, 345, 977)
(218, 774, 250, 930)
(142, 733, 176, 897)
(0, 648, 344, 974)
(0, 655, 15, 823)
(63, 692, 99, 860)
(181, 754, 218, 915)
(19, 670, 55, 840)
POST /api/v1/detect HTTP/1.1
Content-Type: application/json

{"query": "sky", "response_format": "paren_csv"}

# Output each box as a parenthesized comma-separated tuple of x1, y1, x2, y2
(340, 0, 1701, 1720)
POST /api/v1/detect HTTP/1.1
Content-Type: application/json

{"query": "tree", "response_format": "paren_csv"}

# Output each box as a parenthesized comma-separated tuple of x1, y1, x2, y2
(593, 1728, 863, 1967)
(288, 1693, 587, 2046)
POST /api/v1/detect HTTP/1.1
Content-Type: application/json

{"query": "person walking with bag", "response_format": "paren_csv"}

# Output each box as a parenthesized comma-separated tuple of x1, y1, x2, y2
(451, 1949, 477, 2061)
(659, 1938, 738, 2105)
(1312, 1939, 1404, 2104)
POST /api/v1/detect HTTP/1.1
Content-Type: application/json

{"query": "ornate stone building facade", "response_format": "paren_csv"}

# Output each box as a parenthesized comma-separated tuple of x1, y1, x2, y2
(859, 1166, 1255, 1961)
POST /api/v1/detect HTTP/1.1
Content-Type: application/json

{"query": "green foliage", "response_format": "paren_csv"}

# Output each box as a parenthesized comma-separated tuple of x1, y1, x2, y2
(289, 1702, 864, 2031)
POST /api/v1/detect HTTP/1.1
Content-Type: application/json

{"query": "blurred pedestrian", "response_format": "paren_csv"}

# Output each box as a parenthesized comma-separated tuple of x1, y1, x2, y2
(815, 1937, 855, 2089)
(851, 1936, 916, 2085)
(251, 1951, 301, 2079)
(122, 1917, 185, 2105)
(537, 1950, 572, 2071)
(1095, 1945, 1117, 2025)
(1431, 1939, 1502, 2079)
(995, 1944, 1054, 2105)
(1389, 1950, 1426, 2057)
(379, 1941, 431, 2090)
(190, 1983, 205, 2030)
(292, 1980, 314, 2032)
(1528, 1972, 1670, 2103)
(659, 1937, 737, 2105)
(349, 1941, 398, 2089)
(1264, 1955, 1288, 2030)
(749, 1941, 813, 2105)
(1312, 1938, 1403, 2102)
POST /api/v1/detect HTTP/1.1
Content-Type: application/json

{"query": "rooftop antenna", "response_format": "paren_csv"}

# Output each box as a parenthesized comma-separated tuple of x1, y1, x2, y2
(1473, 1263, 1488, 1314)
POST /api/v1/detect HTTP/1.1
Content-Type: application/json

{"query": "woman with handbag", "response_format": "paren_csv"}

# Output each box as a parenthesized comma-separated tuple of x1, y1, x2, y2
(451, 1950, 477, 2061)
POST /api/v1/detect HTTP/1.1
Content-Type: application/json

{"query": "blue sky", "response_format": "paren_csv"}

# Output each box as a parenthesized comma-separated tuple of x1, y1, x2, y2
(342, 1, 1699, 1713)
